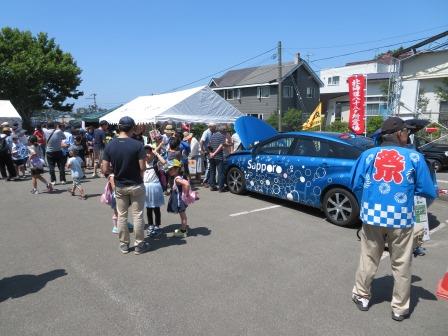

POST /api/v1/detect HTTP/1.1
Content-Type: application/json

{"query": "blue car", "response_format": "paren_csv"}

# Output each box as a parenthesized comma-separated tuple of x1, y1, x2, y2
(225, 117, 374, 226)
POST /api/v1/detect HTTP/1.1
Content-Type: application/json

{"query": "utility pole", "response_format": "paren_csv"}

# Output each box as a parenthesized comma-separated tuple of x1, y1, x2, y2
(87, 93, 98, 112)
(277, 41, 282, 131)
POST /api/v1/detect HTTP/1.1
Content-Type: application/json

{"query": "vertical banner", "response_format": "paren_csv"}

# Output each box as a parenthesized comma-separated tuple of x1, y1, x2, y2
(348, 74, 366, 135)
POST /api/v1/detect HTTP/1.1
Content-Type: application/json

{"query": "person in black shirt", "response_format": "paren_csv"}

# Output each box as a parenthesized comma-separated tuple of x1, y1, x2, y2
(102, 116, 148, 255)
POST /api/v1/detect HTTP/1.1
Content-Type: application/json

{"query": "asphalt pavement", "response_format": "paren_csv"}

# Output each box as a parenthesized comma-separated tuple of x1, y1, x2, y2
(0, 170, 447, 336)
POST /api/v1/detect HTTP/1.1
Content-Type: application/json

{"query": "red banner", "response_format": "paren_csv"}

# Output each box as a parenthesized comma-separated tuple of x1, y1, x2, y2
(348, 75, 366, 135)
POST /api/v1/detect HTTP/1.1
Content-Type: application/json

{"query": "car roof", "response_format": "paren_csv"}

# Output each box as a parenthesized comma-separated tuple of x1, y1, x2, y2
(280, 131, 360, 145)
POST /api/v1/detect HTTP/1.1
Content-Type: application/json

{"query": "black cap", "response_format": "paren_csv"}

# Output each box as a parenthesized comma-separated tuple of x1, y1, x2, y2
(380, 117, 416, 135)
(118, 116, 135, 128)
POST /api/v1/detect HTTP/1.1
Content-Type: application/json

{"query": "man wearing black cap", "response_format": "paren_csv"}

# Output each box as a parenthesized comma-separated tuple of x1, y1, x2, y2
(350, 116, 437, 321)
(102, 116, 148, 255)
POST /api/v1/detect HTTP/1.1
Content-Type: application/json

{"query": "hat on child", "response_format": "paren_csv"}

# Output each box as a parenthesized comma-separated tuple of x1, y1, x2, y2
(183, 131, 193, 141)
(167, 159, 181, 169)
(164, 125, 175, 135)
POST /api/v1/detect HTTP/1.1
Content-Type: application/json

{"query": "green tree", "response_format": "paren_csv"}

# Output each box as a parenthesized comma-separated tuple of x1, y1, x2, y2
(366, 116, 384, 135)
(375, 47, 403, 59)
(435, 78, 448, 102)
(325, 120, 349, 133)
(266, 108, 302, 131)
(0, 27, 83, 129)
(417, 89, 430, 114)
(266, 113, 278, 130)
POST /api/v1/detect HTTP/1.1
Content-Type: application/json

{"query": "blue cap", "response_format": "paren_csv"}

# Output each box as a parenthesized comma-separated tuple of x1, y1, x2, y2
(118, 116, 135, 128)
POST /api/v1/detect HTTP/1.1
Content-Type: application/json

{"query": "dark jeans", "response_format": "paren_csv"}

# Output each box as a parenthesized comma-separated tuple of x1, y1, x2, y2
(0, 152, 17, 179)
(209, 158, 224, 190)
(46, 150, 66, 183)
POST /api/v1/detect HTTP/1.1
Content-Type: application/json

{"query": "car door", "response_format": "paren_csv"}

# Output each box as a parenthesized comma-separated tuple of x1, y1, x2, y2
(286, 136, 355, 207)
(286, 136, 328, 207)
(245, 135, 297, 198)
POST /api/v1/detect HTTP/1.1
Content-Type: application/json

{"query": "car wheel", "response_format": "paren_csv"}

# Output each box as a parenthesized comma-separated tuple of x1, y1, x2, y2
(430, 159, 442, 172)
(323, 188, 359, 227)
(227, 167, 246, 194)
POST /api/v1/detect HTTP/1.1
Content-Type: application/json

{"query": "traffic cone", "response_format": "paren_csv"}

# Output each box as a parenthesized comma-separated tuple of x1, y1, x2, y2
(436, 271, 448, 300)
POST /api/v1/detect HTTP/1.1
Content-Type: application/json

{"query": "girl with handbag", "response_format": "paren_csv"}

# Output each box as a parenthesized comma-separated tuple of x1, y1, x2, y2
(143, 144, 166, 237)
(166, 159, 196, 238)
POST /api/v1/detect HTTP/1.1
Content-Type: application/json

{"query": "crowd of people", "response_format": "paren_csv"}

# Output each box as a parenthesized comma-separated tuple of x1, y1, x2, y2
(0, 117, 241, 254)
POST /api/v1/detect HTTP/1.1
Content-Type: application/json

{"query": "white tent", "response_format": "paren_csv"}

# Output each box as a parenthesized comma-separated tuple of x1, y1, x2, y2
(0, 100, 22, 125)
(100, 86, 243, 124)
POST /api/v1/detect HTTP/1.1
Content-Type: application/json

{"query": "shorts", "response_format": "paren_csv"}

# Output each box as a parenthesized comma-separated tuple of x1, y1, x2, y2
(93, 147, 104, 162)
(31, 168, 44, 176)
(13, 158, 27, 166)
(72, 177, 82, 188)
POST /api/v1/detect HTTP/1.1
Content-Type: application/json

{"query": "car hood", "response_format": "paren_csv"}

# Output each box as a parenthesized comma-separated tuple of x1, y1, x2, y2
(235, 116, 278, 149)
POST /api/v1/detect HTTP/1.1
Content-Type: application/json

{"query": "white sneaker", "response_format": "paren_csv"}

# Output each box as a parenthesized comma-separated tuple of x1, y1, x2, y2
(352, 294, 369, 311)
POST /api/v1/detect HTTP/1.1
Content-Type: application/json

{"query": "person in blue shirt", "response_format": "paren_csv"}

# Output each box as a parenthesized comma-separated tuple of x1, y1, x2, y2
(66, 148, 86, 200)
(11, 135, 29, 178)
(350, 117, 437, 322)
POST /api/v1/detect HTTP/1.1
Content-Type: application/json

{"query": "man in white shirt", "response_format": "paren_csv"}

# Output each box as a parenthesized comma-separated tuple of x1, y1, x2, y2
(200, 123, 216, 186)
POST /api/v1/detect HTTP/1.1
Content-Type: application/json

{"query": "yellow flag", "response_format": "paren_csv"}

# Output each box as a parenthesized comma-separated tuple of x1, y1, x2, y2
(302, 102, 322, 130)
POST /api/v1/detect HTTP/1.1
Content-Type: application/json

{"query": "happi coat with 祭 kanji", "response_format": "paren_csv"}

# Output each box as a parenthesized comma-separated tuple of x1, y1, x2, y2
(351, 146, 436, 229)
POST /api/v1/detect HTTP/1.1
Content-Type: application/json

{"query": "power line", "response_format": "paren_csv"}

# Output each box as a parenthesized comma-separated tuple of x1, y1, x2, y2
(309, 36, 430, 63)
(285, 24, 448, 51)
(162, 47, 277, 93)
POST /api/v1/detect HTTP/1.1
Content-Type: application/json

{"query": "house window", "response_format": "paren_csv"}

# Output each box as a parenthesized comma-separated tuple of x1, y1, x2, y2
(247, 113, 263, 120)
(226, 89, 234, 100)
(327, 76, 340, 86)
(257, 86, 270, 98)
(283, 86, 293, 98)
(335, 102, 349, 121)
(236, 88, 241, 100)
(306, 87, 315, 98)
(366, 103, 387, 116)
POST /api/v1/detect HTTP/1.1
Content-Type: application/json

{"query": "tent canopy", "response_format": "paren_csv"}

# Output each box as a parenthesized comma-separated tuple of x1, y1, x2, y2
(100, 86, 243, 124)
(0, 100, 22, 125)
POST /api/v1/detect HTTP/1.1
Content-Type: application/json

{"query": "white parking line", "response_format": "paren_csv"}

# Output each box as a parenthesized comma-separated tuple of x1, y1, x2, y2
(229, 205, 281, 217)
(430, 222, 447, 234)
(437, 179, 448, 183)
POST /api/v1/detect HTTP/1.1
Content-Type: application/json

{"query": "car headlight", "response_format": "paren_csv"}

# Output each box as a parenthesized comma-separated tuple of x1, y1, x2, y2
(445, 151, 448, 157)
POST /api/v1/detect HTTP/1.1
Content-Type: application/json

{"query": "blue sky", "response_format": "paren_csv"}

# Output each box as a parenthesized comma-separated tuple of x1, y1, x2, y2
(1, 0, 447, 109)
